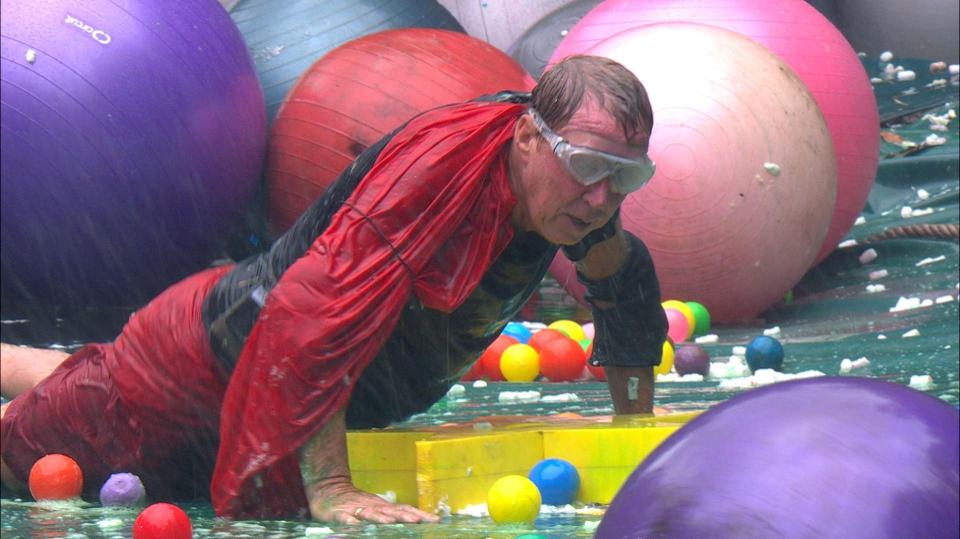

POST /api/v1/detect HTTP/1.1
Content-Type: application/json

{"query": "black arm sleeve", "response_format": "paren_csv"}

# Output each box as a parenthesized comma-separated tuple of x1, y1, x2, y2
(579, 232, 667, 368)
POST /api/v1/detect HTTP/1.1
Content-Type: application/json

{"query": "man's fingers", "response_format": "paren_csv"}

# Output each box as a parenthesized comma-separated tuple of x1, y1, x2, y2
(377, 503, 440, 523)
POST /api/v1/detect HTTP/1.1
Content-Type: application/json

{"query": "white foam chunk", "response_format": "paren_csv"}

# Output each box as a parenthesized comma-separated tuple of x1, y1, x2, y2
(859, 248, 878, 264)
(909, 375, 935, 389)
(880, 51, 894, 62)
(900, 206, 914, 218)
(917, 189, 930, 200)
(890, 296, 922, 312)
(950, 64, 960, 74)
(917, 255, 946, 267)
(901, 329, 921, 338)
(866, 284, 886, 293)
(305, 527, 336, 537)
(541, 393, 580, 403)
(855, 216, 866, 225)
(97, 518, 124, 529)
(896, 70, 916, 81)
(694, 334, 719, 344)
(869, 269, 889, 280)
(840, 357, 871, 373)
(717, 369, 825, 390)
(446, 384, 465, 398)
(878, 334, 888, 340)
(935, 295, 955, 304)
(763, 326, 781, 337)
(910, 208, 934, 216)
(472, 380, 487, 388)
(838, 239, 858, 248)
(25, 49, 36, 64)
(498, 390, 541, 403)
(732, 346, 747, 355)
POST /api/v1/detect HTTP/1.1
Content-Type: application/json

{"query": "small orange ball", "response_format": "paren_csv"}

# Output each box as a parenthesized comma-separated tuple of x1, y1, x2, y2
(28, 454, 84, 501)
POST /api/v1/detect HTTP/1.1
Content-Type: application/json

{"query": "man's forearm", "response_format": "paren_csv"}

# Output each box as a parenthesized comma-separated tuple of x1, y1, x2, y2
(604, 365, 655, 414)
(299, 407, 352, 514)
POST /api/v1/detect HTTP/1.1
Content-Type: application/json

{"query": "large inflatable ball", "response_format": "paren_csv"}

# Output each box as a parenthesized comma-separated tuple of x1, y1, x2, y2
(507, 0, 604, 79)
(597, 377, 960, 538)
(231, 0, 463, 125)
(266, 28, 534, 232)
(550, 23, 836, 322)
(550, 0, 879, 266)
(1, 0, 265, 306)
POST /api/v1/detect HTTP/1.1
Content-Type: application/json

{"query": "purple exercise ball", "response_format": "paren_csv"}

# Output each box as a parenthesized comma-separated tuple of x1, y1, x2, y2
(673, 344, 710, 376)
(99, 472, 146, 507)
(596, 377, 960, 538)
(1, 0, 265, 306)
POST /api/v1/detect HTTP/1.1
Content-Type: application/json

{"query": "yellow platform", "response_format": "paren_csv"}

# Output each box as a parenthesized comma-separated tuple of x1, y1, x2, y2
(346, 412, 698, 513)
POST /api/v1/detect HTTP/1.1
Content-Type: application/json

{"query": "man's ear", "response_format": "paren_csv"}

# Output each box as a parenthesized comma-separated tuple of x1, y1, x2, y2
(513, 113, 538, 155)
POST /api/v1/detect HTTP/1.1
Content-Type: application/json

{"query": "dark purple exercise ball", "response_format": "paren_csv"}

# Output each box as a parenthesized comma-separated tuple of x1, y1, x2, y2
(596, 377, 959, 539)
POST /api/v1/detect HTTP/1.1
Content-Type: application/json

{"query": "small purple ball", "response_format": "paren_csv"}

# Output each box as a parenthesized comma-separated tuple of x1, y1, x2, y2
(99, 473, 146, 507)
(673, 344, 710, 376)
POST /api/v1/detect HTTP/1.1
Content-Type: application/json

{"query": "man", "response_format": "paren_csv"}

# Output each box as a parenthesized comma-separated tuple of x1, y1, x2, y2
(1, 55, 666, 524)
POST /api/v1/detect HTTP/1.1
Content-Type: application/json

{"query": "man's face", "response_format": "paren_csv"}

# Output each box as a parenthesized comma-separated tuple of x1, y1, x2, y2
(511, 99, 650, 245)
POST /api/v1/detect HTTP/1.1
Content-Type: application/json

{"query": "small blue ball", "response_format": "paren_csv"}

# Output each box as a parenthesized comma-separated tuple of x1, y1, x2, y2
(528, 458, 580, 506)
(502, 322, 532, 344)
(745, 336, 784, 372)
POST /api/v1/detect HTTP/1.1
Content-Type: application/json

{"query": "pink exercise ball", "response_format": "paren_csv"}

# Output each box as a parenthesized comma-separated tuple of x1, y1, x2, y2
(549, 0, 878, 266)
(550, 23, 836, 322)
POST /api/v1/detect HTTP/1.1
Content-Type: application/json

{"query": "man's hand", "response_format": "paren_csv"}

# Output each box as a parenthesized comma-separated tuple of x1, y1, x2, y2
(306, 475, 440, 524)
(300, 407, 440, 524)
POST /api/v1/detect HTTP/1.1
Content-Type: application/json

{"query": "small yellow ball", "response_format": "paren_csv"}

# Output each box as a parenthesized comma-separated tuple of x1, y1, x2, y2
(487, 474, 541, 524)
(500, 344, 540, 382)
(655, 340, 674, 376)
(547, 320, 586, 342)
(662, 300, 696, 338)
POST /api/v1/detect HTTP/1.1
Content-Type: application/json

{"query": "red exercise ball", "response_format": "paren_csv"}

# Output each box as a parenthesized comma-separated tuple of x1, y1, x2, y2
(28, 454, 83, 501)
(479, 334, 520, 381)
(539, 335, 587, 382)
(549, 23, 836, 322)
(551, 0, 878, 266)
(267, 28, 536, 233)
(133, 503, 192, 539)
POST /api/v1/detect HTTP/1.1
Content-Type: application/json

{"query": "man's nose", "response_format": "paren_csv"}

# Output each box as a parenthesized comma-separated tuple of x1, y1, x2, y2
(582, 177, 614, 208)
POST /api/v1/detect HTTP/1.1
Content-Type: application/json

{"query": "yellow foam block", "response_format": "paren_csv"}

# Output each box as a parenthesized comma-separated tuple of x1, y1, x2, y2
(416, 430, 544, 513)
(347, 430, 432, 506)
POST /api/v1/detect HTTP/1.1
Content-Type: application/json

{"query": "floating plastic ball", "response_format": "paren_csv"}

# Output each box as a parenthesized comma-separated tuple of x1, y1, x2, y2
(487, 475, 541, 524)
(673, 344, 711, 377)
(552, 0, 878, 266)
(582, 322, 595, 340)
(547, 320, 587, 342)
(99, 472, 146, 507)
(28, 454, 83, 501)
(746, 336, 785, 372)
(266, 28, 535, 232)
(585, 341, 605, 380)
(479, 334, 519, 381)
(547, 22, 837, 322)
(1, 0, 266, 307)
(664, 308, 690, 344)
(527, 329, 569, 354)
(461, 359, 485, 382)
(528, 458, 581, 506)
(656, 340, 675, 376)
(538, 336, 587, 382)
(502, 322, 533, 344)
(662, 300, 695, 336)
(686, 301, 711, 336)
(133, 503, 192, 539)
(506, 0, 605, 79)
(500, 344, 540, 382)
(596, 377, 960, 538)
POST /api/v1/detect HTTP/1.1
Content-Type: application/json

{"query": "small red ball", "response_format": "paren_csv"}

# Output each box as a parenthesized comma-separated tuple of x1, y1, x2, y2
(527, 329, 568, 354)
(28, 454, 83, 501)
(133, 503, 192, 539)
(585, 342, 607, 381)
(538, 336, 587, 382)
(479, 334, 519, 381)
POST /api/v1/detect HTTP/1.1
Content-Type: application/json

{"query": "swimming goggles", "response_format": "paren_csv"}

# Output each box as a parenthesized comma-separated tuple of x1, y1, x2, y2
(528, 108, 656, 195)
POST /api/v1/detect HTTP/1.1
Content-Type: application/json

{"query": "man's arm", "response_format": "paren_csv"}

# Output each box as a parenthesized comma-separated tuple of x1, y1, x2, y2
(573, 224, 660, 414)
(299, 406, 440, 524)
